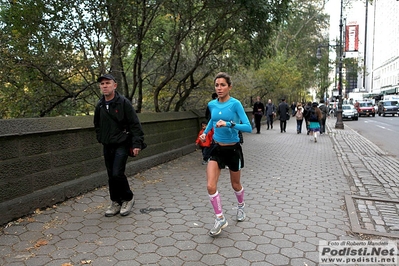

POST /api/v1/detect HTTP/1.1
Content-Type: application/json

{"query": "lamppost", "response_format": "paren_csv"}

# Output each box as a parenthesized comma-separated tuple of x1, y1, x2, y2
(335, 0, 344, 129)
(316, 0, 344, 129)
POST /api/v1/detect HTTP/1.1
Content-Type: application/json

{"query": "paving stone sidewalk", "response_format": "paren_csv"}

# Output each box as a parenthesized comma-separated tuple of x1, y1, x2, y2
(327, 118, 399, 238)
(0, 117, 397, 266)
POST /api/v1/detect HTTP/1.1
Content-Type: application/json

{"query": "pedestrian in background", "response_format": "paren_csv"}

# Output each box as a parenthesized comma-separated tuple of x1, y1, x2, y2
(277, 98, 289, 133)
(303, 102, 312, 135)
(199, 72, 252, 237)
(318, 99, 329, 134)
(94, 73, 145, 217)
(295, 102, 304, 134)
(252, 96, 265, 134)
(265, 99, 276, 130)
(291, 101, 296, 116)
(205, 92, 218, 121)
(354, 100, 360, 110)
(308, 102, 323, 143)
(195, 121, 214, 165)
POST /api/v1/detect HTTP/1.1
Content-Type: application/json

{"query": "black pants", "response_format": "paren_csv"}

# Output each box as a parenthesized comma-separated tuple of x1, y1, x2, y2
(201, 146, 212, 161)
(254, 114, 262, 133)
(320, 117, 326, 133)
(266, 115, 274, 128)
(103, 143, 134, 204)
(280, 120, 287, 132)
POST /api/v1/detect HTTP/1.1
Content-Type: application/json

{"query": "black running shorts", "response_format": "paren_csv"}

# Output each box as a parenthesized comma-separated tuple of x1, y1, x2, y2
(209, 142, 244, 171)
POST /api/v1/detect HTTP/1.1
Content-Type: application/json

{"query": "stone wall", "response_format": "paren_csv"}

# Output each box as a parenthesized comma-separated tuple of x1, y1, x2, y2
(0, 111, 204, 225)
(0, 109, 251, 225)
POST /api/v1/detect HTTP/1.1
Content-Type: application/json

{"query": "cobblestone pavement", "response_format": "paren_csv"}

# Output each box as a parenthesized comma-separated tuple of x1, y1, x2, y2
(1, 117, 398, 266)
(329, 118, 399, 238)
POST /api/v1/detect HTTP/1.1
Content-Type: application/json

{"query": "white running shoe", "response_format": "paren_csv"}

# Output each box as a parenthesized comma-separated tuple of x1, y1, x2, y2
(209, 217, 228, 236)
(237, 204, 246, 222)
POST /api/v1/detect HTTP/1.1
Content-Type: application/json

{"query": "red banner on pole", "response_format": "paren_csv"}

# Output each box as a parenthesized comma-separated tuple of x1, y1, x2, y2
(345, 25, 359, 52)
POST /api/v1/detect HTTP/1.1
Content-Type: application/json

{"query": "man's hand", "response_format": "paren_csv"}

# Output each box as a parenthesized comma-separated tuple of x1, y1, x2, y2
(132, 148, 141, 157)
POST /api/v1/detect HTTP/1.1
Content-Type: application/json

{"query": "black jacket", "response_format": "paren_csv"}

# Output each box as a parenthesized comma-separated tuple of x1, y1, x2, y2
(252, 101, 265, 115)
(303, 105, 312, 120)
(94, 91, 144, 148)
(319, 104, 329, 119)
(277, 102, 289, 121)
(265, 103, 276, 116)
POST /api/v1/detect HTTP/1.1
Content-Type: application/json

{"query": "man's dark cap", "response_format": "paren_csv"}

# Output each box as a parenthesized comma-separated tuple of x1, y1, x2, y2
(97, 73, 116, 83)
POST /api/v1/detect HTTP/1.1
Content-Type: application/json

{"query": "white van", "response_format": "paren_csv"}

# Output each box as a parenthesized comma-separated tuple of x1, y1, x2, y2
(382, 95, 399, 101)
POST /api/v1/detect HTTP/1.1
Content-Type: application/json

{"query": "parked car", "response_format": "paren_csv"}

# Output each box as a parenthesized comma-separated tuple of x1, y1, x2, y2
(377, 100, 399, 116)
(356, 101, 375, 117)
(342, 104, 359, 120)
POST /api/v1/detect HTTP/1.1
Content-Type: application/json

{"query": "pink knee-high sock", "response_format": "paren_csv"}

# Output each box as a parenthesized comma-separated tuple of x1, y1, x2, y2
(209, 191, 223, 216)
(234, 187, 244, 205)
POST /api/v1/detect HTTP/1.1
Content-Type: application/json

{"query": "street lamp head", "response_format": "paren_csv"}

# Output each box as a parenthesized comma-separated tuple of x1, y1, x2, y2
(316, 47, 322, 59)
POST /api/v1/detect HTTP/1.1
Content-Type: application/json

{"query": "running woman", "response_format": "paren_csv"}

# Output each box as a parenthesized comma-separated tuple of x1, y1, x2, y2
(200, 72, 252, 236)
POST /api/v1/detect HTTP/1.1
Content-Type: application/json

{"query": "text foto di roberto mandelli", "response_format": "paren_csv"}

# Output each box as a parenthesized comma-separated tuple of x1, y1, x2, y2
(331, 240, 394, 246)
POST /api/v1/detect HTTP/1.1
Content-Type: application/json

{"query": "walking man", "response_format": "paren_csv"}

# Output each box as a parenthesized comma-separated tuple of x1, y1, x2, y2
(265, 99, 276, 130)
(252, 96, 265, 134)
(94, 73, 145, 217)
(291, 101, 296, 116)
(277, 98, 290, 133)
(318, 99, 329, 134)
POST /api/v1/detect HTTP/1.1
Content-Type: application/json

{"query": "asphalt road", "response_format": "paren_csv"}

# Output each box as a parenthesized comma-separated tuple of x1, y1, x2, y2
(341, 114, 399, 159)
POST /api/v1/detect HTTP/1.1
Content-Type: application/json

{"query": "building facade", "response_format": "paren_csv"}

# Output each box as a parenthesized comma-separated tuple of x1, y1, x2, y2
(369, 0, 399, 96)
(326, 0, 399, 101)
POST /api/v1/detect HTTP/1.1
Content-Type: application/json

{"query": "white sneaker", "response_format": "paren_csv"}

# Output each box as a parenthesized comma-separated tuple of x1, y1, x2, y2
(120, 197, 135, 216)
(105, 201, 121, 217)
(237, 203, 246, 222)
(209, 216, 228, 236)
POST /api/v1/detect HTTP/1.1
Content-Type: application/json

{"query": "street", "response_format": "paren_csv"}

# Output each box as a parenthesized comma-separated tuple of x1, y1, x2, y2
(342, 115, 399, 159)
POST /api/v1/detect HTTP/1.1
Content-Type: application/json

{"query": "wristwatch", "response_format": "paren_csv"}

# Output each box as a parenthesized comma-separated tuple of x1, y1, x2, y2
(230, 121, 236, 128)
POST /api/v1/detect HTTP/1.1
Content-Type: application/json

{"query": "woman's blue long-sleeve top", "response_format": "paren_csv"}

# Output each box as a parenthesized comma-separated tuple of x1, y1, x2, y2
(204, 97, 252, 143)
